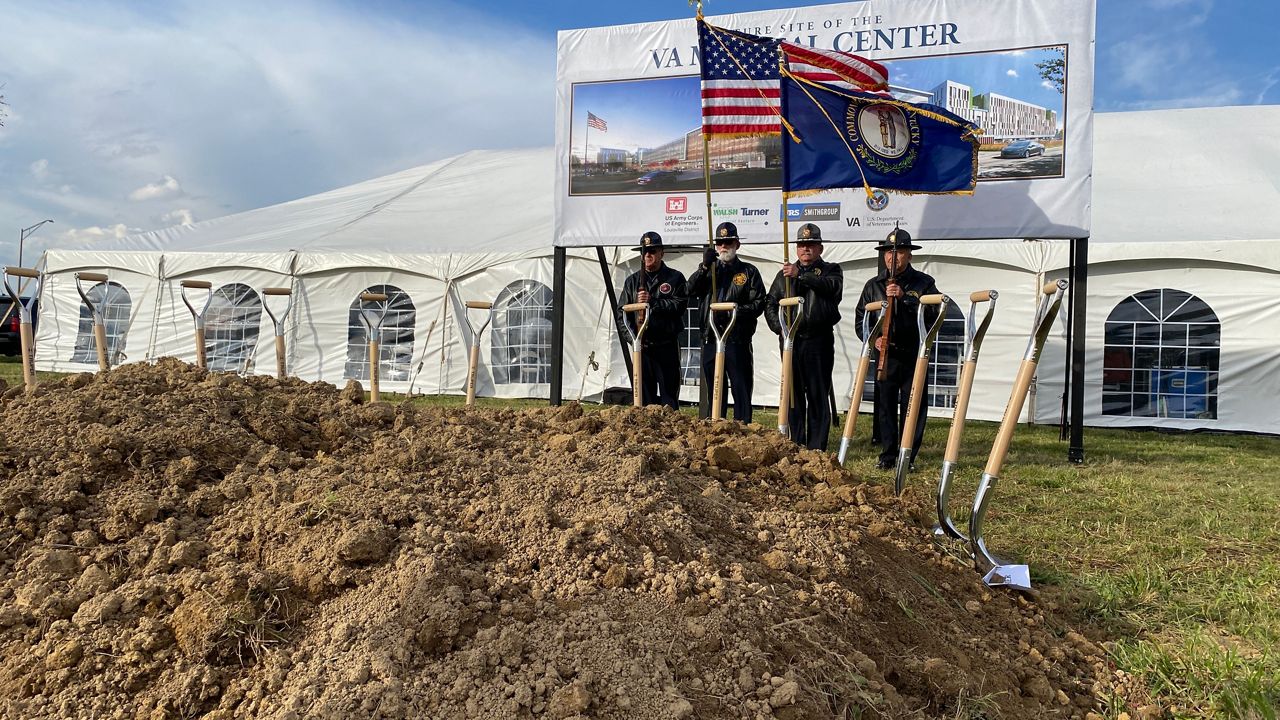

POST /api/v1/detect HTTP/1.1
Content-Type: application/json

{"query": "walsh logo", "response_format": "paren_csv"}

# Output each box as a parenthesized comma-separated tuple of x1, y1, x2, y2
(666, 197, 688, 214)
(782, 202, 842, 221)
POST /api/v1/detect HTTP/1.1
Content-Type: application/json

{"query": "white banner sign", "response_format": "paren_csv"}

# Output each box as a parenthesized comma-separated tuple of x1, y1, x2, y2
(555, 0, 1095, 247)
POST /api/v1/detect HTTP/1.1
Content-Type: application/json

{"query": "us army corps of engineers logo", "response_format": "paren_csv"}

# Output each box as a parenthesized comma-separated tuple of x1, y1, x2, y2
(847, 101, 920, 175)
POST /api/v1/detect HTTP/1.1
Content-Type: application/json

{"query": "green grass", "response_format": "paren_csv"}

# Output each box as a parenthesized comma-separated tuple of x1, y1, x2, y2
(854, 416, 1279, 720)
(9, 360, 1277, 717)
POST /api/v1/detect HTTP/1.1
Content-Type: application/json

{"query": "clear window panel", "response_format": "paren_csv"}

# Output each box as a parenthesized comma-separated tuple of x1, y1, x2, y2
(205, 284, 262, 373)
(1161, 323, 1188, 346)
(491, 280, 554, 385)
(1187, 323, 1220, 346)
(71, 281, 131, 365)
(1134, 323, 1161, 345)
(1102, 393, 1131, 416)
(1104, 322, 1135, 345)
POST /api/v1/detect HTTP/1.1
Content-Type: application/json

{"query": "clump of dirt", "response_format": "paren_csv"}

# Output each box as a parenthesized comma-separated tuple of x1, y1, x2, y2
(0, 359, 1119, 719)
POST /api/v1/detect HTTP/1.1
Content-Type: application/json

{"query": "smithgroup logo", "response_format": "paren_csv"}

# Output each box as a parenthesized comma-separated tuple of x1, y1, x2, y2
(783, 202, 842, 221)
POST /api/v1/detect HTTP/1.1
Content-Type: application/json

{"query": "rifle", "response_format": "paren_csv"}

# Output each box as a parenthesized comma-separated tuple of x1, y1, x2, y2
(876, 254, 896, 381)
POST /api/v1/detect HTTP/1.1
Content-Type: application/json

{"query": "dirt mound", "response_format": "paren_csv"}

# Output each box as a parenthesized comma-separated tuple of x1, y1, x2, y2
(0, 359, 1115, 719)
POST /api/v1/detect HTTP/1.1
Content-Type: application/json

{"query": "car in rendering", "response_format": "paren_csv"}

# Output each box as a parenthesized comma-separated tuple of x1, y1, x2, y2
(635, 170, 678, 188)
(1000, 140, 1046, 158)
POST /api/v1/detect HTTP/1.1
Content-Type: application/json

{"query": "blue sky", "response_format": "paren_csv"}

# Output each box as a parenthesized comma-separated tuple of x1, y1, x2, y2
(1, 0, 1276, 263)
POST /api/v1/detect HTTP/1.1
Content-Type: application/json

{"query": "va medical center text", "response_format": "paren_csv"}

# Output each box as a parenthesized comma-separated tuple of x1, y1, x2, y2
(650, 15, 961, 69)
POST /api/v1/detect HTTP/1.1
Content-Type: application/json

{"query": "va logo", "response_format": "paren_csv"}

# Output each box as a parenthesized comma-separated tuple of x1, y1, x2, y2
(866, 189, 889, 212)
(847, 102, 921, 175)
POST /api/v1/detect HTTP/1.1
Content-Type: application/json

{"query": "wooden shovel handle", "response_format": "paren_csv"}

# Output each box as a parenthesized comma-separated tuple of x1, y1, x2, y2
(621, 302, 647, 313)
(360, 293, 388, 302)
(863, 301, 884, 312)
(275, 336, 287, 378)
(94, 324, 110, 372)
(181, 280, 212, 289)
(777, 296, 801, 308)
(709, 302, 737, 312)
(78, 272, 109, 283)
(777, 347, 794, 430)
(1043, 280, 1063, 295)
(943, 360, 978, 462)
(919, 293, 946, 305)
(465, 300, 493, 310)
(5, 266, 40, 279)
(632, 349, 643, 407)
(841, 356, 871, 442)
(984, 359, 1038, 477)
(368, 340, 381, 402)
(969, 290, 994, 303)
(898, 357, 930, 453)
(263, 287, 292, 296)
(19, 321, 36, 390)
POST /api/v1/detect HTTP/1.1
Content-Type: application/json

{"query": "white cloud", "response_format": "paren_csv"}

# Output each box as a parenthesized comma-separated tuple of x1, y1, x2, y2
(1006, 69, 1019, 78)
(129, 175, 182, 202)
(0, 0, 554, 263)
(1041, 80, 1057, 91)
(57, 224, 136, 245)
(161, 208, 195, 226)
(30, 159, 50, 182)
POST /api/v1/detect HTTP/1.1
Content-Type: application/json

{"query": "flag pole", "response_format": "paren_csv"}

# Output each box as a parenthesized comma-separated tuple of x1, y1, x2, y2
(583, 119, 590, 175)
(693, 7, 716, 303)
(778, 47, 795, 436)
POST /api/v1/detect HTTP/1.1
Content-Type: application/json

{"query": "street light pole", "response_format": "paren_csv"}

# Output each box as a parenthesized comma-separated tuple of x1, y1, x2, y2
(19, 219, 54, 268)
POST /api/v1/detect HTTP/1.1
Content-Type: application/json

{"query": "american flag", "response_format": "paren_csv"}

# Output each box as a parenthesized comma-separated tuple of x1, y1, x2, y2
(587, 111, 607, 132)
(698, 20, 889, 136)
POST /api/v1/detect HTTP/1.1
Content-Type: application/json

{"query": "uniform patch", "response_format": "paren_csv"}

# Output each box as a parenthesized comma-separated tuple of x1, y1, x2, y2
(813, 268, 822, 276)
(658, 282, 672, 294)
(907, 290, 921, 298)
(732, 273, 747, 286)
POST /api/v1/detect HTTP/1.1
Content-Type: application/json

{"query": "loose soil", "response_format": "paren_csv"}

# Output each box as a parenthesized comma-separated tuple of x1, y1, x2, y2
(0, 360, 1121, 719)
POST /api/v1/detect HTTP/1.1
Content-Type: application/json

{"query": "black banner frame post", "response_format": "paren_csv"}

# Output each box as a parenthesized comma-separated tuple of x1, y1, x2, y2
(1067, 236, 1088, 463)
(550, 246, 567, 406)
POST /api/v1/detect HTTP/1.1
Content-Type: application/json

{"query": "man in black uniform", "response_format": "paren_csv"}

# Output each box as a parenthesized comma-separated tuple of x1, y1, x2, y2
(855, 228, 940, 470)
(687, 221, 767, 422)
(766, 223, 843, 450)
(617, 231, 688, 409)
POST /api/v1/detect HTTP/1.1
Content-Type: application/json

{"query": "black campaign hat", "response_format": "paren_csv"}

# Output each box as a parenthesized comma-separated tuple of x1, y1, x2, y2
(796, 223, 823, 242)
(875, 225, 921, 252)
(714, 222, 741, 243)
(633, 231, 664, 252)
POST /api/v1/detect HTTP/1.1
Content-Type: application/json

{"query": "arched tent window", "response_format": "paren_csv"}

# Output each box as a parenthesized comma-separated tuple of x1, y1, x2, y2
(1103, 288, 1219, 419)
(71, 281, 131, 364)
(926, 303, 965, 408)
(491, 280, 553, 384)
(345, 285, 416, 382)
(680, 298, 702, 385)
(205, 283, 263, 373)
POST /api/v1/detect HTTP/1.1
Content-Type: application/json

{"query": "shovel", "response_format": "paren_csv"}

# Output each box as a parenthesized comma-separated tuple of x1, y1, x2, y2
(357, 292, 390, 402)
(934, 289, 999, 541)
(3, 266, 42, 391)
(179, 279, 214, 370)
(775, 296, 804, 436)
(620, 301, 650, 407)
(969, 280, 1068, 589)
(894, 294, 950, 496)
(73, 272, 113, 372)
(262, 287, 293, 378)
(837, 301, 885, 464)
(462, 300, 493, 407)
(707, 302, 738, 421)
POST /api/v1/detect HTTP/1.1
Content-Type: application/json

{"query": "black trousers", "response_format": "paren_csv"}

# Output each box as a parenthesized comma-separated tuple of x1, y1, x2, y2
(788, 333, 835, 450)
(874, 360, 927, 465)
(701, 340, 753, 423)
(639, 342, 681, 410)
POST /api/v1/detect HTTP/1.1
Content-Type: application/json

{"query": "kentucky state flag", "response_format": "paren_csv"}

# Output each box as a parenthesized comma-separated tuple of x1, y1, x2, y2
(781, 75, 980, 196)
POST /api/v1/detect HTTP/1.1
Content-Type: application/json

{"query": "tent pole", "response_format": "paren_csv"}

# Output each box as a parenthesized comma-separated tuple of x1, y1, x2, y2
(596, 245, 633, 384)
(1060, 239, 1075, 440)
(550, 246, 567, 406)
(1067, 236, 1088, 463)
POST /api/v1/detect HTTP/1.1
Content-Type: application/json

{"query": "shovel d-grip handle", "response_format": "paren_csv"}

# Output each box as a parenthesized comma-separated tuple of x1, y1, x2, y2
(261, 288, 293, 377)
(75, 272, 112, 371)
(708, 302, 739, 421)
(358, 293, 392, 402)
(776, 296, 804, 436)
(463, 300, 494, 407)
(837, 301, 885, 464)
(621, 302, 650, 407)
(4, 266, 42, 390)
(895, 295, 951, 495)
(969, 281, 1065, 570)
(179, 280, 214, 369)
(934, 289, 999, 542)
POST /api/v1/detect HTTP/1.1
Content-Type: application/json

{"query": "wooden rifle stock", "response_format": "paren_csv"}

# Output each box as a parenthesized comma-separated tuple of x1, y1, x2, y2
(876, 265, 896, 381)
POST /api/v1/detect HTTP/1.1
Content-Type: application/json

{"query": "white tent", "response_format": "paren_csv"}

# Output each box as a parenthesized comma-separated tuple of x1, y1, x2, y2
(34, 106, 1280, 434)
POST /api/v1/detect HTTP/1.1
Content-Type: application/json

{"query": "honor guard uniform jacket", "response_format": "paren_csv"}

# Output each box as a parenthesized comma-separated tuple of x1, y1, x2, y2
(855, 264, 941, 372)
(766, 259, 843, 338)
(618, 263, 687, 348)
(687, 257, 767, 343)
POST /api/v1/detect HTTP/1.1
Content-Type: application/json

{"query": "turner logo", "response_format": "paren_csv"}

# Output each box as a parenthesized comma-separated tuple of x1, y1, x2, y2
(782, 202, 841, 221)
(665, 196, 688, 214)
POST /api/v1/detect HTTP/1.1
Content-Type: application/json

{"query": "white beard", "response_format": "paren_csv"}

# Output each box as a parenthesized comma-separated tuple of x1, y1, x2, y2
(718, 248, 737, 263)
